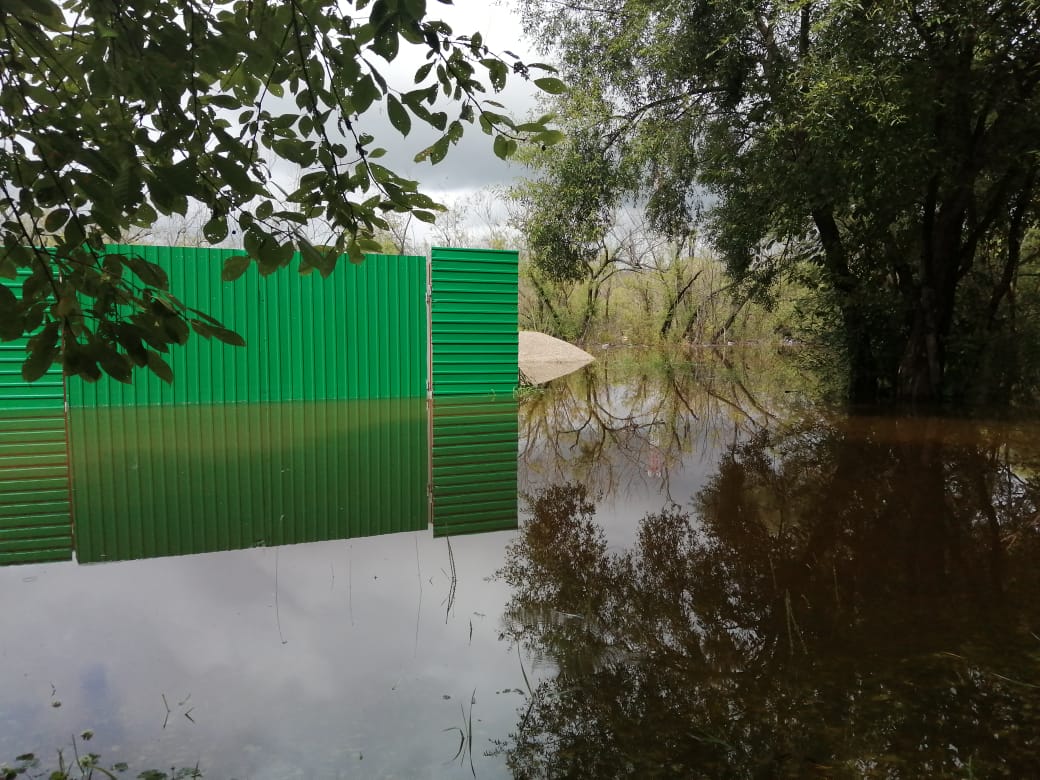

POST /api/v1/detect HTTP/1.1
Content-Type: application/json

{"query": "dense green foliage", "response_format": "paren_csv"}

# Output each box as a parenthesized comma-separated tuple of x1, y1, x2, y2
(517, 0, 1040, 402)
(0, 0, 559, 383)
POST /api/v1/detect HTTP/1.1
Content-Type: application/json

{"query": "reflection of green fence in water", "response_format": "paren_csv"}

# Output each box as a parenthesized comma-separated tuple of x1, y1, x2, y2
(430, 398, 519, 537)
(70, 399, 429, 563)
(68, 397, 519, 564)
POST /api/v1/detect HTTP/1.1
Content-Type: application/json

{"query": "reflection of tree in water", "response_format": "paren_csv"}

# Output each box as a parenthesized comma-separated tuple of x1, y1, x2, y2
(519, 351, 783, 502)
(496, 417, 1040, 778)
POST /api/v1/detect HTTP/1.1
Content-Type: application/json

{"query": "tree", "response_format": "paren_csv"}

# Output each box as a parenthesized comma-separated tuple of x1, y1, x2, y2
(516, 0, 1040, 402)
(0, 0, 563, 383)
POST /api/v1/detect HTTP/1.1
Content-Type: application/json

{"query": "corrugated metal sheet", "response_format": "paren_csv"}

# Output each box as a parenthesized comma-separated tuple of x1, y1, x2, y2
(0, 409, 72, 565)
(430, 398, 518, 536)
(430, 247, 518, 396)
(0, 268, 66, 410)
(0, 270, 72, 565)
(69, 399, 428, 563)
(68, 246, 427, 407)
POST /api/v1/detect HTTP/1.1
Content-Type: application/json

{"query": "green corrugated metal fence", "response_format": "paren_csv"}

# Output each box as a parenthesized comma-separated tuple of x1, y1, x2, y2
(1, 274, 66, 411)
(0, 270, 72, 565)
(69, 399, 428, 563)
(68, 246, 427, 407)
(430, 398, 518, 536)
(0, 244, 522, 566)
(430, 247, 518, 396)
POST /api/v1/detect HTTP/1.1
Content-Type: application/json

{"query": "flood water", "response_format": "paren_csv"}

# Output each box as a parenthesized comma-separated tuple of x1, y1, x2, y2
(1, 349, 1038, 778)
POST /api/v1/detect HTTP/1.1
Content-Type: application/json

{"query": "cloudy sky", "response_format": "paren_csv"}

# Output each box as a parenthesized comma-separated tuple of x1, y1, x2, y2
(372, 1, 547, 201)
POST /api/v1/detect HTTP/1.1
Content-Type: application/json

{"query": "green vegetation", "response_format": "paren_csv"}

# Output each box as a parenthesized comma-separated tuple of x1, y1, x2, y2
(517, 244, 801, 348)
(515, 0, 1040, 403)
(0, 0, 558, 383)
(2, 734, 201, 779)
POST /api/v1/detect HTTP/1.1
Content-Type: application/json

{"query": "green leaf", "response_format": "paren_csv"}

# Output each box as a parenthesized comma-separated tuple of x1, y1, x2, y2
(205, 321, 245, 347)
(146, 351, 174, 384)
(0, 284, 23, 341)
(480, 58, 508, 91)
(493, 134, 511, 160)
(414, 61, 434, 83)
(222, 254, 251, 282)
(353, 74, 379, 114)
(415, 136, 450, 164)
(387, 95, 411, 136)
(97, 348, 132, 384)
(22, 321, 60, 382)
(203, 215, 229, 243)
(535, 129, 566, 146)
(125, 256, 169, 289)
(533, 77, 568, 95)
(20, 0, 63, 28)
(44, 208, 70, 232)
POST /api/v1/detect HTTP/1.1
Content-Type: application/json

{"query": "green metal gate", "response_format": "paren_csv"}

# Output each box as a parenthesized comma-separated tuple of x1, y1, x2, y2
(429, 247, 518, 397)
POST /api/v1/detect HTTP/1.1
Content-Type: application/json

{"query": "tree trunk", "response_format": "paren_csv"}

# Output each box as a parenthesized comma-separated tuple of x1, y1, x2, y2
(896, 286, 946, 402)
(896, 189, 968, 402)
(529, 273, 566, 337)
(843, 307, 881, 403)
(660, 271, 701, 338)
(812, 207, 882, 402)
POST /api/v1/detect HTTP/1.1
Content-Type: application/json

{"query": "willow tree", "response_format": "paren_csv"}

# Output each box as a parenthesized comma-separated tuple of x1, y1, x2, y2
(0, 0, 562, 383)
(518, 0, 1040, 402)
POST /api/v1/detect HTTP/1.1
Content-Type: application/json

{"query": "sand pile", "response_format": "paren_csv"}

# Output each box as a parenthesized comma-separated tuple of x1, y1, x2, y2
(518, 330, 595, 385)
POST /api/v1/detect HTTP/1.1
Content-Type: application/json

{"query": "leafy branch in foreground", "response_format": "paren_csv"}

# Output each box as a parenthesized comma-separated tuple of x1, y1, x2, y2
(0, 0, 563, 383)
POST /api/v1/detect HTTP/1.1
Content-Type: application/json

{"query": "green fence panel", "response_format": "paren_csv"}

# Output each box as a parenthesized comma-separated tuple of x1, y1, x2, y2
(430, 398, 518, 537)
(69, 398, 428, 563)
(0, 271, 72, 565)
(0, 409, 72, 566)
(67, 246, 427, 407)
(0, 269, 66, 411)
(430, 247, 518, 396)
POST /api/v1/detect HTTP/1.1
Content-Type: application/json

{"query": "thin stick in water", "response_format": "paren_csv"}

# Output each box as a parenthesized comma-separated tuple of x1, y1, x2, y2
(445, 535, 458, 623)
(414, 535, 423, 655)
(275, 548, 288, 645)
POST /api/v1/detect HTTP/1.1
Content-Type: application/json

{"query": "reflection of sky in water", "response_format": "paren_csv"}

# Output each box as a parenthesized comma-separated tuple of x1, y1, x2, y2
(6, 352, 1036, 775)
(0, 356, 780, 776)
(1, 531, 523, 778)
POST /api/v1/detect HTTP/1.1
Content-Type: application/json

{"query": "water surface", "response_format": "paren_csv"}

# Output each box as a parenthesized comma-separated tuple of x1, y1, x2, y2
(2, 350, 1038, 777)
